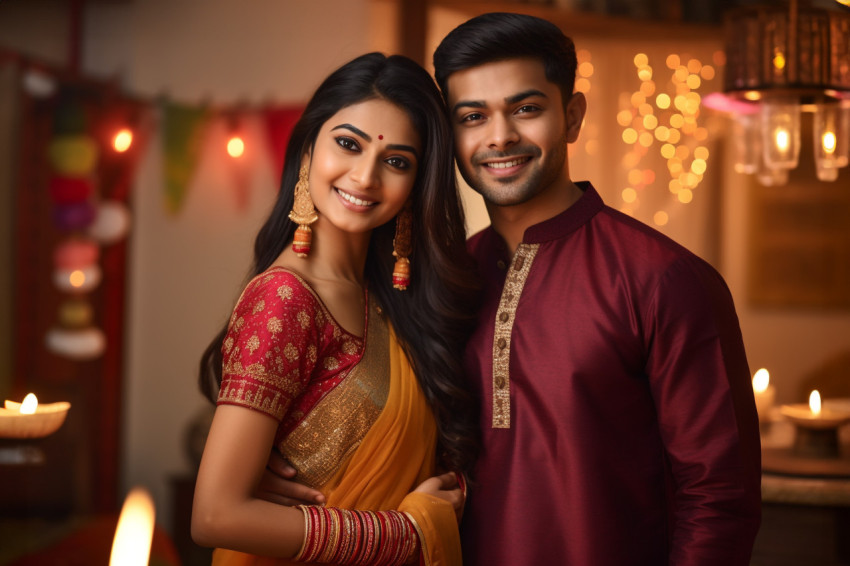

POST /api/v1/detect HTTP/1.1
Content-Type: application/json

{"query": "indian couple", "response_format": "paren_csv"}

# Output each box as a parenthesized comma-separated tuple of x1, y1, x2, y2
(191, 12, 762, 566)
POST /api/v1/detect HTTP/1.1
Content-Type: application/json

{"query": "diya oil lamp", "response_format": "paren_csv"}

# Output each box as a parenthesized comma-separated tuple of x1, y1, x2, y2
(780, 390, 850, 459)
(0, 393, 71, 465)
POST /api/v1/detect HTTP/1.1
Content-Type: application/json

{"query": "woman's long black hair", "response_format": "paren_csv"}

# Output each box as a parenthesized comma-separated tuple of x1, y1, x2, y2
(199, 52, 481, 475)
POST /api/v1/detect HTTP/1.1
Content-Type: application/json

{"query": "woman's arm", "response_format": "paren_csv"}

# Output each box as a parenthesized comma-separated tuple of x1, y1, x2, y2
(192, 404, 306, 558)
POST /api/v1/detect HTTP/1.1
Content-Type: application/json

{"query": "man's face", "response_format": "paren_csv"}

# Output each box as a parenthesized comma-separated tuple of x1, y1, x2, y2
(446, 58, 583, 208)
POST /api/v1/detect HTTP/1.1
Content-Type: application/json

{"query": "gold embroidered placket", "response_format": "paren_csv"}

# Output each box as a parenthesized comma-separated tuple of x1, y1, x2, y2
(491, 244, 539, 429)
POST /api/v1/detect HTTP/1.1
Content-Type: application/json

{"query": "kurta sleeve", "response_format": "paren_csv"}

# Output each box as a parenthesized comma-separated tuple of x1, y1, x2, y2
(644, 256, 761, 566)
(218, 271, 321, 422)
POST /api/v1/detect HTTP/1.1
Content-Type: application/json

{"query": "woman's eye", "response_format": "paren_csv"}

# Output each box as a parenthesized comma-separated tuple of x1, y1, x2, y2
(386, 156, 411, 170)
(336, 136, 359, 151)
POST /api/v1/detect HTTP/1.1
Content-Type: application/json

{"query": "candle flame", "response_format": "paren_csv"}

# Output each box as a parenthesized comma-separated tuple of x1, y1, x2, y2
(20, 393, 38, 414)
(113, 129, 133, 153)
(109, 487, 155, 566)
(809, 390, 822, 416)
(752, 368, 770, 393)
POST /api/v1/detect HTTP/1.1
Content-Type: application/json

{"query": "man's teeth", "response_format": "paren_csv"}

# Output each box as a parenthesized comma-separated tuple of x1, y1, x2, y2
(338, 189, 375, 206)
(487, 158, 527, 169)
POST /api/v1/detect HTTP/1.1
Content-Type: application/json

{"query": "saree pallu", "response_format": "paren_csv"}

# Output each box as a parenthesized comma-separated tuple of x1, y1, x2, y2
(213, 324, 461, 566)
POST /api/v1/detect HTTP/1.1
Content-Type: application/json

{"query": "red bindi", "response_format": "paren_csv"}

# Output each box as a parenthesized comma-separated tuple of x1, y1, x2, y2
(378, 135, 383, 140)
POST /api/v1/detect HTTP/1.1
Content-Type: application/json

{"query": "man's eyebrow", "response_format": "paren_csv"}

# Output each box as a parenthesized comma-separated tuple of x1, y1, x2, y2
(451, 100, 486, 115)
(451, 89, 549, 114)
(506, 89, 548, 104)
(331, 123, 370, 141)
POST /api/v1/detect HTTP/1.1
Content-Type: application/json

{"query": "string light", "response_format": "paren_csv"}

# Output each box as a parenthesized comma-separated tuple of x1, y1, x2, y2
(619, 51, 711, 225)
(227, 135, 245, 158)
(112, 128, 133, 153)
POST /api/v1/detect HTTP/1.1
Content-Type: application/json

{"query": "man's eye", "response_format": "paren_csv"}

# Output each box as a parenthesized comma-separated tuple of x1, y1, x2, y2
(461, 113, 483, 123)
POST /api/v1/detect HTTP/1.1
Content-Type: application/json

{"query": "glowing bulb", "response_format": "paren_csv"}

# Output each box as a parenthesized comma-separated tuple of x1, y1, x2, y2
(653, 211, 668, 226)
(20, 393, 38, 414)
(752, 369, 770, 393)
(227, 136, 245, 158)
(822, 131, 837, 154)
(113, 129, 133, 153)
(774, 128, 790, 153)
(809, 390, 822, 416)
(622, 187, 637, 203)
(69, 270, 86, 288)
(110, 487, 155, 566)
(773, 53, 786, 70)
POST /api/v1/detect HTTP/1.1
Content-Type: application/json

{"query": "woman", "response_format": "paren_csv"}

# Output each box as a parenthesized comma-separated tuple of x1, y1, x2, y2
(192, 52, 480, 566)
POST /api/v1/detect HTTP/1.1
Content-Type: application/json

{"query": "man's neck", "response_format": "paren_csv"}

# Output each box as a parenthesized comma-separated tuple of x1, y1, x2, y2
(487, 181, 584, 256)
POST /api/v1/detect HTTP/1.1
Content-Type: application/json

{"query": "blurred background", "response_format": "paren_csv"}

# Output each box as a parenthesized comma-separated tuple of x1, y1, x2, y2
(1, 0, 849, 564)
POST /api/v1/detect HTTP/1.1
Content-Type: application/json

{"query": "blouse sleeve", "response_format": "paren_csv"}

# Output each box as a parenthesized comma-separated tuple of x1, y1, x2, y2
(218, 271, 321, 422)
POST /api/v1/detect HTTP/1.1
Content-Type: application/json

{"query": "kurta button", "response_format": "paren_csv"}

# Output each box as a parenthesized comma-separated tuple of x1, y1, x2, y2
(497, 337, 507, 349)
(496, 260, 507, 270)
(498, 311, 509, 322)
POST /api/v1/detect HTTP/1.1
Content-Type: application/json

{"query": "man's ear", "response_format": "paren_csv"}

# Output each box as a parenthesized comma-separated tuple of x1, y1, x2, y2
(565, 92, 587, 143)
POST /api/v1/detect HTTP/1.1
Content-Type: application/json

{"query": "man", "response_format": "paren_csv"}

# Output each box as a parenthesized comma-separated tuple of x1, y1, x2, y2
(431, 12, 761, 566)
(260, 12, 762, 565)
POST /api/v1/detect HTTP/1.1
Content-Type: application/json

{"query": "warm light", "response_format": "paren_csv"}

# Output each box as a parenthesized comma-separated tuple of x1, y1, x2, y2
(113, 129, 133, 153)
(752, 368, 770, 393)
(653, 211, 668, 226)
(20, 393, 38, 414)
(773, 52, 786, 70)
(622, 187, 637, 203)
(227, 136, 245, 158)
(656, 93, 671, 109)
(774, 127, 790, 153)
(743, 91, 762, 101)
(809, 390, 822, 416)
(822, 131, 837, 154)
(110, 487, 155, 566)
(69, 270, 86, 288)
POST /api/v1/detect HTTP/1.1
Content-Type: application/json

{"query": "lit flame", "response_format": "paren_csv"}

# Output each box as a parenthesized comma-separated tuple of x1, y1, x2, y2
(752, 368, 770, 394)
(109, 487, 155, 566)
(822, 131, 837, 155)
(69, 270, 86, 288)
(774, 127, 790, 153)
(227, 136, 245, 158)
(20, 393, 38, 414)
(113, 129, 133, 153)
(773, 53, 786, 70)
(809, 390, 822, 416)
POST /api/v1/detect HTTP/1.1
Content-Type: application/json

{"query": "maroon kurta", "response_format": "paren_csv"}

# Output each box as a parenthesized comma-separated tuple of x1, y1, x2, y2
(462, 183, 761, 566)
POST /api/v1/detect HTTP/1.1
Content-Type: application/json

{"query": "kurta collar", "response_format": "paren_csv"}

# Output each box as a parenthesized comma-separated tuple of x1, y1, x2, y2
(522, 181, 602, 244)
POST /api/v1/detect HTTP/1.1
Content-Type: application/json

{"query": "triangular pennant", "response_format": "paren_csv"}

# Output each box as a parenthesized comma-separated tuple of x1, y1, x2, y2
(262, 106, 302, 185)
(161, 101, 209, 214)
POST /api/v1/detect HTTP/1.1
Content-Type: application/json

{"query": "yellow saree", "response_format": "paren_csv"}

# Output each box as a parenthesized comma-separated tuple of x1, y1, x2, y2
(213, 295, 461, 566)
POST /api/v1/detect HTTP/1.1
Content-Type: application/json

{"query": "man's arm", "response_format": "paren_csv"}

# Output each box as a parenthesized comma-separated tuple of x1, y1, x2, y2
(254, 449, 325, 506)
(646, 256, 761, 566)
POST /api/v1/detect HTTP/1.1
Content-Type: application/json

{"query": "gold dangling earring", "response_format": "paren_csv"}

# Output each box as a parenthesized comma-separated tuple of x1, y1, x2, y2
(392, 201, 413, 291)
(288, 164, 318, 258)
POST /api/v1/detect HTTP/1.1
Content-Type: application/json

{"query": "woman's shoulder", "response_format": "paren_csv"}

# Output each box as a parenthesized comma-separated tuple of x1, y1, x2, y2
(233, 267, 321, 319)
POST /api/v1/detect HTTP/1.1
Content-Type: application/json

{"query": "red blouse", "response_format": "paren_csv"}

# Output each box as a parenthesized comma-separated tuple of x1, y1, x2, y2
(217, 268, 365, 441)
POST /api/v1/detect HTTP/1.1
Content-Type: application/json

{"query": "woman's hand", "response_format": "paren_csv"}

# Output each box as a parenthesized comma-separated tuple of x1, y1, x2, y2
(413, 472, 465, 522)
